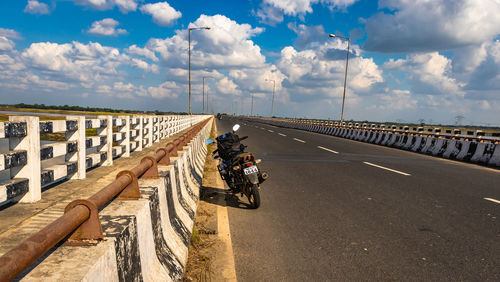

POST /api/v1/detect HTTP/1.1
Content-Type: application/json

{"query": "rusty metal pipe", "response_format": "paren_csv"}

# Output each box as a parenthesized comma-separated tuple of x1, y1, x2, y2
(0, 205, 90, 281)
(88, 174, 133, 209)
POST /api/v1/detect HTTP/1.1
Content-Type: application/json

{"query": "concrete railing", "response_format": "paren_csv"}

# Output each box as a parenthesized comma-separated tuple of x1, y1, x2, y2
(244, 117, 500, 167)
(0, 114, 209, 206)
(0, 117, 213, 281)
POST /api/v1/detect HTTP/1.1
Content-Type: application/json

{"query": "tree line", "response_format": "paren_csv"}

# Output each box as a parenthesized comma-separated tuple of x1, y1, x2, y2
(0, 103, 188, 115)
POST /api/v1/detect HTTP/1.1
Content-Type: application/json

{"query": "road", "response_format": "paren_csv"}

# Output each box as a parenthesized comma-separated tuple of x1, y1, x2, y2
(215, 117, 500, 281)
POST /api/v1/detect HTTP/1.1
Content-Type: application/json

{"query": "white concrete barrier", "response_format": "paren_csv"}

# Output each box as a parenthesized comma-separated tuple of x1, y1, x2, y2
(19, 118, 213, 281)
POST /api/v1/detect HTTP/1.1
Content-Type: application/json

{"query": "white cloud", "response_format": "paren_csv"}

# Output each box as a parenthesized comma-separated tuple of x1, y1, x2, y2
(257, 0, 359, 25)
(140, 2, 182, 26)
(126, 45, 159, 62)
(147, 81, 180, 99)
(0, 28, 22, 40)
(364, 0, 500, 53)
(24, 0, 50, 15)
(0, 36, 15, 51)
(20, 41, 131, 84)
(87, 18, 128, 36)
(131, 58, 159, 73)
(73, 0, 138, 13)
(142, 15, 266, 70)
(216, 77, 241, 95)
(383, 52, 463, 96)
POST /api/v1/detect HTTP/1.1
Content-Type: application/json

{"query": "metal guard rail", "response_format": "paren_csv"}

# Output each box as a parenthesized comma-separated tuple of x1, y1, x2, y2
(0, 118, 211, 281)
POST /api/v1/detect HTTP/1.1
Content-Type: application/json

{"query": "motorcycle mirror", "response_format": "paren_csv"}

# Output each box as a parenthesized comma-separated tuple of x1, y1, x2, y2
(232, 124, 240, 132)
(206, 139, 214, 144)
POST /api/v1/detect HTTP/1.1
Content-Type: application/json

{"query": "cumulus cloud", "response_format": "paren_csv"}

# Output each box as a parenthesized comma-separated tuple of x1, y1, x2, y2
(87, 18, 127, 36)
(131, 58, 159, 73)
(0, 28, 22, 40)
(364, 0, 500, 53)
(216, 77, 241, 95)
(140, 2, 182, 26)
(147, 81, 180, 99)
(288, 23, 327, 49)
(464, 40, 500, 93)
(73, 0, 138, 13)
(383, 52, 463, 96)
(24, 0, 50, 15)
(0, 37, 15, 52)
(20, 41, 131, 84)
(256, 0, 359, 25)
(126, 45, 159, 62)
(141, 15, 266, 71)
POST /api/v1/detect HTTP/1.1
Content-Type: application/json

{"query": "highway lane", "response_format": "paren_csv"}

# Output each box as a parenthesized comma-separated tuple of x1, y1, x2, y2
(216, 117, 499, 281)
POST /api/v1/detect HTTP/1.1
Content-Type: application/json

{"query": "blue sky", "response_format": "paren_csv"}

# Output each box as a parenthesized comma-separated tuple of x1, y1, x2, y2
(1, 0, 499, 126)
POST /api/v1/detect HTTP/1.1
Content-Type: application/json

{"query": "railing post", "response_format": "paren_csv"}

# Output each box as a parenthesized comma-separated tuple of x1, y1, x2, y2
(136, 116, 143, 151)
(97, 115, 113, 166)
(146, 116, 153, 147)
(66, 116, 86, 179)
(9, 116, 41, 203)
(123, 116, 130, 157)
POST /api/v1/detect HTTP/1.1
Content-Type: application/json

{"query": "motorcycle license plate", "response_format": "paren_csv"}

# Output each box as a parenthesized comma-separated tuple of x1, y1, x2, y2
(243, 165, 258, 175)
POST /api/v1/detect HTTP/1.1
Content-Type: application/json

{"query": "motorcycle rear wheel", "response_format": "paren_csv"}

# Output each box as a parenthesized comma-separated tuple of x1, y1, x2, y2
(248, 184, 261, 209)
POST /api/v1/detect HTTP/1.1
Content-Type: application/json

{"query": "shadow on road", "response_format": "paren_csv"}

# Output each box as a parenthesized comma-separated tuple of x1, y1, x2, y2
(200, 185, 253, 209)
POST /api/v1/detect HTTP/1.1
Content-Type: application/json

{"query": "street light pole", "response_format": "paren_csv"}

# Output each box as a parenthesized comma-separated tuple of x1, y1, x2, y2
(202, 76, 213, 114)
(188, 26, 210, 115)
(329, 33, 350, 124)
(265, 79, 276, 118)
(250, 93, 254, 116)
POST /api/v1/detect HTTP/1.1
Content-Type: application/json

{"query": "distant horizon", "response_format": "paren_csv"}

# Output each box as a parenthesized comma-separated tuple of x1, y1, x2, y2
(2, 102, 499, 129)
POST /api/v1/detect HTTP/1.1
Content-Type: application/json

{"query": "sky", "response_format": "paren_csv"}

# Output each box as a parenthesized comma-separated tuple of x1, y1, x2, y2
(1, 0, 500, 126)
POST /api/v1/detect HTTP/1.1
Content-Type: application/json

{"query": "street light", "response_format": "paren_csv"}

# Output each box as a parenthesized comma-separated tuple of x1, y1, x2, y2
(202, 76, 213, 114)
(188, 26, 210, 115)
(329, 33, 350, 123)
(265, 79, 276, 118)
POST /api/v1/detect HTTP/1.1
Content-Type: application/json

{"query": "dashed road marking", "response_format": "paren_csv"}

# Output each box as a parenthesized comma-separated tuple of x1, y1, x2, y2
(268, 130, 274, 132)
(317, 146, 339, 154)
(278, 133, 287, 137)
(484, 198, 500, 204)
(293, 138, 306, 143)
(363, 162, 411, 176)
(260, 127, 265, 130)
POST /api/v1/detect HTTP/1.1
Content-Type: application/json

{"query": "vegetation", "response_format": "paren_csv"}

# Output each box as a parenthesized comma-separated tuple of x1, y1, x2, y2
(0, 103, 189, 116)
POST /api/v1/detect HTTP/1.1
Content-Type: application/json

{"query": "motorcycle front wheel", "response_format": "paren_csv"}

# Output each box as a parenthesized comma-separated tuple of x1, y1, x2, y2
(248, 184, 261, 209)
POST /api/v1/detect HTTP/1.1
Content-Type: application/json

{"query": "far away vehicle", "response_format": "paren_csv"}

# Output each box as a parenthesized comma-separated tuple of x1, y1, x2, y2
(206, 124, 268, 208)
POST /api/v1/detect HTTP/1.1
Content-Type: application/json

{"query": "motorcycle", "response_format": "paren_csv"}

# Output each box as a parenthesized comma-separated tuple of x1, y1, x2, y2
(206, 124, 268, 209)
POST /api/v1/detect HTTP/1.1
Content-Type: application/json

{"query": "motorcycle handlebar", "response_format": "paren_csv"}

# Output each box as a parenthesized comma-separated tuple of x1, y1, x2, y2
(240, 136, 248, 141)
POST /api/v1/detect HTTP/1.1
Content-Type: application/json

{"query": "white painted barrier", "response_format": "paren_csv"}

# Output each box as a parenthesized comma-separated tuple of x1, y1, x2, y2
(243, 117, 500, 168)
(20, 117, 213, 281)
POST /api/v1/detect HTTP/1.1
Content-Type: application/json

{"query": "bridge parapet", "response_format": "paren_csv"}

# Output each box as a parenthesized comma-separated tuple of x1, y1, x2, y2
(243, 116, 500, 167)
(0, 114, 209, 206)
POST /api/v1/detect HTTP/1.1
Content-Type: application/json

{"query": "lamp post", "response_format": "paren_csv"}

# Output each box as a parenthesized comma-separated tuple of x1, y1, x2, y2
(250, 93, 254, 116)
(188, 26, 210, 115)
(265, 79, 276, 118)
(329, 33, 350, 123)
(202, 76, 213, 114)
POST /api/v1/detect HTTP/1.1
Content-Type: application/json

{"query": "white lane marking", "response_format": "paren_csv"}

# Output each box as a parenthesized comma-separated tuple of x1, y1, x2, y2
(268, 129, 274, 132)
(293, 138, 306, 143)
(278, 133, 287, 137)
(317, 146, 339, 154)
(260, 127, 265, 130)
(363, 162, 411, 176)
(484, 198, 500, 204)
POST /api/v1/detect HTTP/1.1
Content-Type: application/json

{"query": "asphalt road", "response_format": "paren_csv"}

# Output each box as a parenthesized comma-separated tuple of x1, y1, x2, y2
(215, 117, 499, 281)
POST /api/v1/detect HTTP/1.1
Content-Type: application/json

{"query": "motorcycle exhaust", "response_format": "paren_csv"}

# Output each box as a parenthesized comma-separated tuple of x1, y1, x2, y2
(259, 172, 269, 184)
